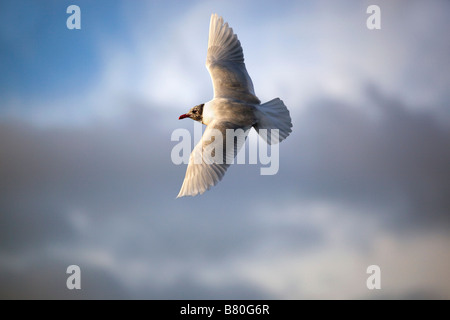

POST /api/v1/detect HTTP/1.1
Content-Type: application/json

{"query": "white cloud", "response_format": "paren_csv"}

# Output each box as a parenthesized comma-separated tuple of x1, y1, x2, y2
(5, 1, 449, 126)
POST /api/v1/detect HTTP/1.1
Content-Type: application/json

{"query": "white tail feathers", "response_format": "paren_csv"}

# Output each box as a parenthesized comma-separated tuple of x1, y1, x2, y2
(254, 98, 292, 144)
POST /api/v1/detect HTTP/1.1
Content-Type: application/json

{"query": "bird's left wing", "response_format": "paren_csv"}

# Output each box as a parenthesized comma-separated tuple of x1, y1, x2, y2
(177, 120, 250, 198)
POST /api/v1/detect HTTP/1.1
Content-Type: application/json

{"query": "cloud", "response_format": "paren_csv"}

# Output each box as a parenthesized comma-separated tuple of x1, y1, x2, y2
(1, 81, 450, 299)
(1, 0, 450, 300)
(285, 84, 450, 228)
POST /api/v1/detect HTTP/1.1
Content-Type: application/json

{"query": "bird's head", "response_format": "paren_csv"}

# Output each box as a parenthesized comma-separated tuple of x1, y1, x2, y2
(179, 104, 204, 122)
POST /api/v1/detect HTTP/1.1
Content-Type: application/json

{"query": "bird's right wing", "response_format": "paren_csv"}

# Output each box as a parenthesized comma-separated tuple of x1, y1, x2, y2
(177, 120, 250, 198)
(206, 14, 260, 104)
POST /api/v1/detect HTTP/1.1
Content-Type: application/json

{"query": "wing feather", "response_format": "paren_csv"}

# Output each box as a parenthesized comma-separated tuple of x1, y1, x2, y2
(177, 120, 250, 197)
(206, 14, 260, 104)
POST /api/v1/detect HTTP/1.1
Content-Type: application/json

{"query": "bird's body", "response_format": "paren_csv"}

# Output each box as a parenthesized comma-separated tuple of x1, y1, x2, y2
(177, 14, 292, 198)
(202, 98, 257, 127)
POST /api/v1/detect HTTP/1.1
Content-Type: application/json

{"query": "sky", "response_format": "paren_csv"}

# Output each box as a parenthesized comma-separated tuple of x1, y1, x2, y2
(1, 0, 450, 299)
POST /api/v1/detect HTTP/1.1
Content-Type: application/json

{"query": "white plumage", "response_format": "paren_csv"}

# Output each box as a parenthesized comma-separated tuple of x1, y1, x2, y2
(177, 14, 292, 198)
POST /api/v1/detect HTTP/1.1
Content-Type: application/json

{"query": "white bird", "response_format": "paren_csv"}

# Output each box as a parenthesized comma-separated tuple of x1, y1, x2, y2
(177, 14, 292, 197)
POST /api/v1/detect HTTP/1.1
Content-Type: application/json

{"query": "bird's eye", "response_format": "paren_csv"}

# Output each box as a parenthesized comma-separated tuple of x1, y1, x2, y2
(193, 110, 197, 114)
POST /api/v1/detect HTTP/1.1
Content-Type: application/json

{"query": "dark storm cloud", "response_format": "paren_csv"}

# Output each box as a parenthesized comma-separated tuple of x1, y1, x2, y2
(280, 85, 450, 228)
(1, 82, 450, 298)
(0, 101, 324, 298)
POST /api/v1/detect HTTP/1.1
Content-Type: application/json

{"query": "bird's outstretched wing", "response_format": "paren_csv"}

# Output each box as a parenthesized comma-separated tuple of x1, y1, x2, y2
(206, 14, 260, 104)
(177, 120, 250, 198)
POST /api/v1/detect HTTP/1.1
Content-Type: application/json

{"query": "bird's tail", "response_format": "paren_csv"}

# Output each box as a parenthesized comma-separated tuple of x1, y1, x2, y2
(253, 98, 292, 144)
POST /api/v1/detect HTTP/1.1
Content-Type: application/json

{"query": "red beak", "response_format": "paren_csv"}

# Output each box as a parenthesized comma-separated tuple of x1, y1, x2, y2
(179, 114, 189, 120)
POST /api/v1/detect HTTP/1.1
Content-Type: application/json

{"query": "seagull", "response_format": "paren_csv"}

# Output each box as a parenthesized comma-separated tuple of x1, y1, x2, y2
(177, 14, 292, 198)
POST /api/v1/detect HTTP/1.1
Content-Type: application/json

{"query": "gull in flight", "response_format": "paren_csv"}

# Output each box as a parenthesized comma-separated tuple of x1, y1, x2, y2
(177, 14, 292, 197)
